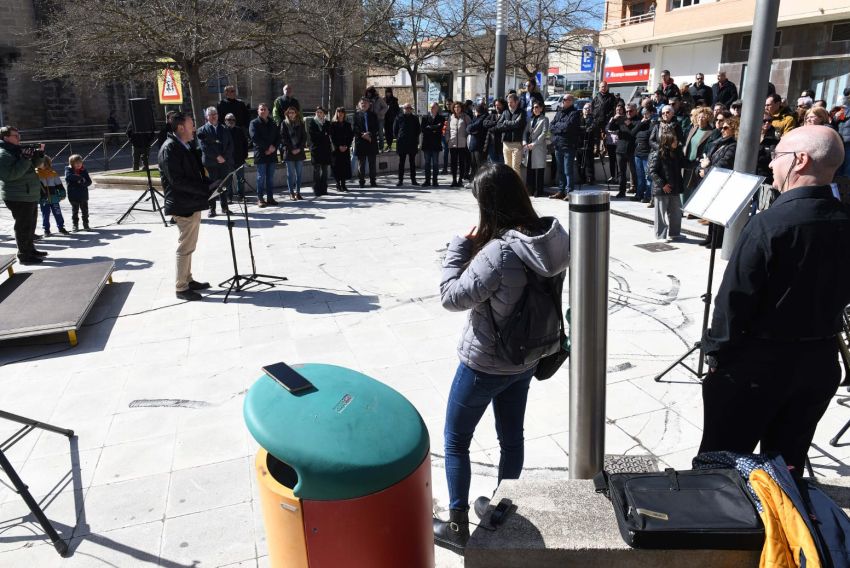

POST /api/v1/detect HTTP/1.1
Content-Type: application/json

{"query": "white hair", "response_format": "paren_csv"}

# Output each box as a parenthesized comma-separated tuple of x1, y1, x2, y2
(661, 104, 673, 114)
(204, 106, 218, 118)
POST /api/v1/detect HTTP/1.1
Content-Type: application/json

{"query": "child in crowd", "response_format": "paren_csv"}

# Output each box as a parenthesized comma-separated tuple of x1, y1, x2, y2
(64, 154, 92, 231)
(35, 156, 68, 236)
(649, 128, 684, 242)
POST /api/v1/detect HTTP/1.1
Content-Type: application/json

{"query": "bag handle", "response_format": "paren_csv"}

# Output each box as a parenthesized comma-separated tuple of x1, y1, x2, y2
(665, 468, 680, 491)
(593, 470, 609, 495)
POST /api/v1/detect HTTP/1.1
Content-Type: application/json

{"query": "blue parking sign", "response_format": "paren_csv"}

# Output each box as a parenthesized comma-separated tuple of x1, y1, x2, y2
(581, 46, 595, 72)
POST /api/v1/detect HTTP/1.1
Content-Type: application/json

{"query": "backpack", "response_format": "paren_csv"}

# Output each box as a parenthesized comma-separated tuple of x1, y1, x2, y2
(486, 265, 565, 369)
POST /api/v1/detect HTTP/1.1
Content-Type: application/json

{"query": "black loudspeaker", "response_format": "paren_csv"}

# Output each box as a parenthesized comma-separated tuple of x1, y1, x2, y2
(128, 98, 156, 135)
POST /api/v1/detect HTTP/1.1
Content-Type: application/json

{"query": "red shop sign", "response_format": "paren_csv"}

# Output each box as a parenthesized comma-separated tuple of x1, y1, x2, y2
(603, 64, 650, 84)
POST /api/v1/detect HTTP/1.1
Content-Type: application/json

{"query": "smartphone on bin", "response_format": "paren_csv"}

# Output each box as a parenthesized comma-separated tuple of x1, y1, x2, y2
(262, 362, 314, 393)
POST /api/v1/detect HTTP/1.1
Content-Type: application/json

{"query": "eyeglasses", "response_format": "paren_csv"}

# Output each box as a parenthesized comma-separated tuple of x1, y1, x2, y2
(721, 125, 731, 131)
(762, 119, 771, 123)
(770, 150, 800, 160)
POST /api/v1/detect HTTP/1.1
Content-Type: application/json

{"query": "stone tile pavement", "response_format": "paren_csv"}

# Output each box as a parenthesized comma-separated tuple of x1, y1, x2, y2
(0, 177, 847, 567)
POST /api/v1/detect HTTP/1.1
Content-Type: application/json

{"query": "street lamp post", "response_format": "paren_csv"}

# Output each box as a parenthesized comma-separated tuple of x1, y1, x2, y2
(494, 0, 508, 99)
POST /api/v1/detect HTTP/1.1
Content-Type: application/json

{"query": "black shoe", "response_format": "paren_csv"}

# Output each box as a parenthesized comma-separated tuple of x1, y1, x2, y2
(176, 289, 203, 301)
(359, 181, 365, 188)
(32, 250, 48, 257)
(258, 199, 268, 208)
(433, 509, 469, 552)
(267, 198, 279, 205)
(59, 227, 70, 235)
(33, 234, 42, 241)
(473, 496, 491, 519)
(83, 223, 91, 231)
(550, 191, 566, 199)
(188, 280, 210, 291)
(44, 229, 52, 237)
(17, 255, 43, 265)
(424, 179, 431, 187)
(411, 180, 420, 186)
(208, 209, 216, 218)
(370, 181, 378, 187)
(396, 180, 404, 186)
(615, 192, 626, 198)
(73, 225, 79, 232)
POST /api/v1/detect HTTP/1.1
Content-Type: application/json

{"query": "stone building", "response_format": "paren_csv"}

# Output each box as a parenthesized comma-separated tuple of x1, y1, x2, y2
(0, 0, 363, 138)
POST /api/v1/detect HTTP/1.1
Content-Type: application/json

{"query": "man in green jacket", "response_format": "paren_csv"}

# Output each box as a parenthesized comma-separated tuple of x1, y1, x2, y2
(0, 126, 47, 264)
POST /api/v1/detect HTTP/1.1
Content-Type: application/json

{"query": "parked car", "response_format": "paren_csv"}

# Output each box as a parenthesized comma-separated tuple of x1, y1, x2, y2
(545, 94, 563, 112)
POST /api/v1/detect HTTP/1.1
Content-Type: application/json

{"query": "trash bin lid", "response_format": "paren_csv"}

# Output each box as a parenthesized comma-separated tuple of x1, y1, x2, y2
(244, 363, 430, 501)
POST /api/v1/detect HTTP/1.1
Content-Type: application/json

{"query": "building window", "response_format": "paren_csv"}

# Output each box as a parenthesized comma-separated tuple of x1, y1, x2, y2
(741, 31, 782, 51)
(832, 22, 850, 42)
(669, 0, 712, 10)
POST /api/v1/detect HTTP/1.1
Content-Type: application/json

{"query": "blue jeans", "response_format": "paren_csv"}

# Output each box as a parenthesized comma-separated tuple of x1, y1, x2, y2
(554, 147, 576, 193)
(444, 362, 534, 511)
(423, 150, 440, 182)
(40, 201, 65, 230)
(256, 162, 276, 200)
(286, 160, 303, 195)
(634, 156, 650, 200)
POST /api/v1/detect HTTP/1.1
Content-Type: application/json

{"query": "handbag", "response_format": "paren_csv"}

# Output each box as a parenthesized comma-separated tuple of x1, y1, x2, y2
(593, 468, 764, 550)
(534, 308, 570, 381)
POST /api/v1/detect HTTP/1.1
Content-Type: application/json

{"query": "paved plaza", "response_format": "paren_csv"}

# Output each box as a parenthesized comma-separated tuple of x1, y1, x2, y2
(1, 175, 849, 567)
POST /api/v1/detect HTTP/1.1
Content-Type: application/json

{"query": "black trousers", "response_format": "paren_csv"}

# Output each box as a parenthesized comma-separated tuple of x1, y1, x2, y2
(579, 143, 594, 184)
(70, 200, 89, 227)
(313, 164, 328, 196)
(699, 339, 840, 475)
(358, 153, 377, 185)
(398, 152, 417, 182)
(450, 148, 467, 184)
(604, 143, 618, 179)
(4, 200, 37, 256)
(470, 150, 486, 177)
(616, 152, 636, 194)
(526, 167, 545, 196)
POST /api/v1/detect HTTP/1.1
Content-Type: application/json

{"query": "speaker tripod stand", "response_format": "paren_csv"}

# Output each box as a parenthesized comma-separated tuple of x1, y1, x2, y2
(0, 410, 74, 556)
(117, 142, 169, 227)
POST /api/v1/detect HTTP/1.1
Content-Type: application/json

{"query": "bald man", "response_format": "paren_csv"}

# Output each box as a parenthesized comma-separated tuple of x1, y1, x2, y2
(699, 126, 850, 475)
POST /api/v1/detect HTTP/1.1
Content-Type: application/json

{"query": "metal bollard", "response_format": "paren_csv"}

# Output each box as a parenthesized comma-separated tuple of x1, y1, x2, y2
(568, 190, 610, 479)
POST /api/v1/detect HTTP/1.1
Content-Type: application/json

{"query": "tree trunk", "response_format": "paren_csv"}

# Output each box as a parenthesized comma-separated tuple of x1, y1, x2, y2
(485, 69, 492, 102)
(328, 65, 340, 110)
(184, 62, 205, 126)
(408, 66, 419, 113)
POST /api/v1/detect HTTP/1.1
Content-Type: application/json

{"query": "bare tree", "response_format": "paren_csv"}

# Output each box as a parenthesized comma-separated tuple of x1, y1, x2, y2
(27, 0, 288, 125)
(369, 0, 473, 112)
(505, 0, 599, 84)
(281, 0, 395, 109)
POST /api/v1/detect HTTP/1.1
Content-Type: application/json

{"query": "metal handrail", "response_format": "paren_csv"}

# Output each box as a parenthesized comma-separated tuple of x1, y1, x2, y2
(603, 11, 655, 29)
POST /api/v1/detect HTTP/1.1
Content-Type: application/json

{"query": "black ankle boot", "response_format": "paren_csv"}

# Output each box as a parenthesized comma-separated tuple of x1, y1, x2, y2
(433, 508, 469, 551)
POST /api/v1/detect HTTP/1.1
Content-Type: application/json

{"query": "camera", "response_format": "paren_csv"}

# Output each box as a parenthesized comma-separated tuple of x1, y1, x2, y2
(20, 144, 45, 161)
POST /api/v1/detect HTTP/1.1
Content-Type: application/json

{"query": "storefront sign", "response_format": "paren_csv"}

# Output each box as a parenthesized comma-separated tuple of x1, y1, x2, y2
(603, 64, 650, 84)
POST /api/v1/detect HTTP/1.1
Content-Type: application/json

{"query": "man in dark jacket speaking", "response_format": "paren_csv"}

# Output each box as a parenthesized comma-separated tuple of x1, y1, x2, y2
(158, 113, 212, 301)
(699, 126, 850, 475)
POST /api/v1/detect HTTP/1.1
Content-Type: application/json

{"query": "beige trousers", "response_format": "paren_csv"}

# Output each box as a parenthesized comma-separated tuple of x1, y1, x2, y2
(503, 141, 524, 176)
(174, 211, 202, 291)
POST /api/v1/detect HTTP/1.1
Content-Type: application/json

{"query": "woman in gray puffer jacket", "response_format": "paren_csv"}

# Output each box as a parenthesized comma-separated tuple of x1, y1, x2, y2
(433, 163, 570, 551)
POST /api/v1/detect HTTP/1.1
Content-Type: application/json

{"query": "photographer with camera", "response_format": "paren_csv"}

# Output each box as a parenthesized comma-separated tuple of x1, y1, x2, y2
(0, 126, 48, 264)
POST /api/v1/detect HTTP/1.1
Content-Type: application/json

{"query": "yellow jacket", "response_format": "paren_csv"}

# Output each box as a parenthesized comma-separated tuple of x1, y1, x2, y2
(750, 469, 820, 568)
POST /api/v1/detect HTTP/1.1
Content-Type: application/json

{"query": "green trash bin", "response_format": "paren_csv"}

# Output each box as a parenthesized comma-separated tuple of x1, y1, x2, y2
(244, 363, 433, 568)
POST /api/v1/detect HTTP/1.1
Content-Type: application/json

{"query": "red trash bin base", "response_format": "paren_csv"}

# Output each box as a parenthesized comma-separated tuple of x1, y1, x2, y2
(302, 454, 434, 568)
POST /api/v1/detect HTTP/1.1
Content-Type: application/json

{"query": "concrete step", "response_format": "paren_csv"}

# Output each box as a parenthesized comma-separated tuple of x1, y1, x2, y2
(464, 472, 850, 568)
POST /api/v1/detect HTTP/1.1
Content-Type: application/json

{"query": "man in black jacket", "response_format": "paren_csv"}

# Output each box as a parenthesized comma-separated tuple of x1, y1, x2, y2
(607, 103, 638, 198)
(225, 112, 249, 202)
(492, 93, 527, 176)
(384, 88, 400, 152)
(592, 81, 618, 182)
(249, 103, 280, 207)
(519, 78, 545, 119)
(217, 85, 250, 132)
(158, 113, 212, 301)
(689, 73, 713, 107)
(711, 71, 738, 108)
(353, 98, 379, 187)
(420, 102, 445, 187)
(699, 126, 850, 475)
(549, 94, 581, 199)
(394, 103, 421, 186)
(196, 106, 233, 217)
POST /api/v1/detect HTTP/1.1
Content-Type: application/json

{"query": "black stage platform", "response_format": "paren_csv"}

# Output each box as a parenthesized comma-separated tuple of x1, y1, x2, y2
(0, 260, 114, 346)
(0, 254, 14, 278)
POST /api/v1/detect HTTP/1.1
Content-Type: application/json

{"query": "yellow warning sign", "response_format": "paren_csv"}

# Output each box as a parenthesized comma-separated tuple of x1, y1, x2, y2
(157, 61, 183, 105)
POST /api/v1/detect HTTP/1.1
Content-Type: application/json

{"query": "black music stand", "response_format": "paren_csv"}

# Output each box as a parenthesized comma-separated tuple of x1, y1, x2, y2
(654, 167, 763, 383)
(117, 139, 169, 227)
(212, 166, 288, 303)
(0, 410, 74, 556)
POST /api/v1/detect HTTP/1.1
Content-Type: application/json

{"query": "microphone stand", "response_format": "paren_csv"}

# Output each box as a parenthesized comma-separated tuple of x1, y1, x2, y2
(215, 165, 288, 303)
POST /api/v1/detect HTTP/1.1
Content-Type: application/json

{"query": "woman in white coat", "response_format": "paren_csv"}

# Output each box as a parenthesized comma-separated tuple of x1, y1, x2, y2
(523, 101, 549, 197)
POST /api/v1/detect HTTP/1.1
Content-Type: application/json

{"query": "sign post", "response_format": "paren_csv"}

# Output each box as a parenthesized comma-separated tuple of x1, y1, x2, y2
(157, 59, 183, 106)
(581, 46, 596, 72)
